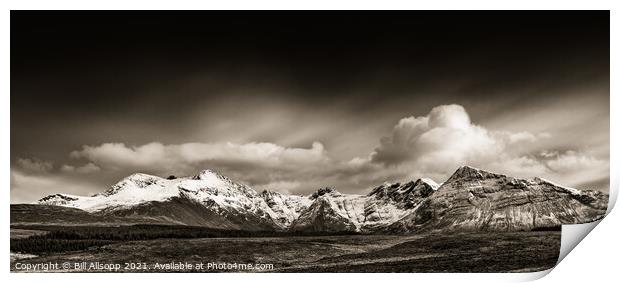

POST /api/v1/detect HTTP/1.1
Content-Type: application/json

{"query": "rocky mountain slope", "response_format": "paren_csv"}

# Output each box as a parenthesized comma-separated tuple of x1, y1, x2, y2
(30, 166, 608, 233)
(290, 179, 439, 233)
(385, 166, 608, 233)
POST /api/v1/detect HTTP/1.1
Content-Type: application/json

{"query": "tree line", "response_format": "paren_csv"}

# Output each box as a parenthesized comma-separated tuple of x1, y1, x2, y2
(10, 224, 361, 254)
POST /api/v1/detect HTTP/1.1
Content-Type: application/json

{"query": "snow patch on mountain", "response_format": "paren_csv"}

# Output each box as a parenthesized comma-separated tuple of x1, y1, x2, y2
(260, 190, 312, 226)
(290, 180, 440, 232)
(36, 167, 607, 232)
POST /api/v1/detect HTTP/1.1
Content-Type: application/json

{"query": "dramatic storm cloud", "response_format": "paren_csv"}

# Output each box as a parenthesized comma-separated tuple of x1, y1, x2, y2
(11, 12, 609, 202)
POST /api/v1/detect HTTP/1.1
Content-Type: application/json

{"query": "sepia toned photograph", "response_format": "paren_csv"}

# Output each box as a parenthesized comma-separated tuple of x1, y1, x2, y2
(10, 11, 609, 273)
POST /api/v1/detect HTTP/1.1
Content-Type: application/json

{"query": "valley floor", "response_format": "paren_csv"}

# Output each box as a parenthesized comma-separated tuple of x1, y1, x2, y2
(10, 228, 559, 273)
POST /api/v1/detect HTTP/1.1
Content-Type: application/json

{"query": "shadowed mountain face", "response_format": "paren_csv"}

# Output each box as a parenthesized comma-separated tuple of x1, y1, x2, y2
(369, 179, 437, 209)
(20, 166, 607, 233)
(385, 166, 608, 233)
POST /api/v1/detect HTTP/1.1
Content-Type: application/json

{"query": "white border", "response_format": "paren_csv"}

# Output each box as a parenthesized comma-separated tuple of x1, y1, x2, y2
(2, 2, 617, 283)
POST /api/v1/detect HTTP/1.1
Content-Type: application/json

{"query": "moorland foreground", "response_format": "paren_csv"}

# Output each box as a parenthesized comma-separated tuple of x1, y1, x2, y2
(10, 224, 560, 273)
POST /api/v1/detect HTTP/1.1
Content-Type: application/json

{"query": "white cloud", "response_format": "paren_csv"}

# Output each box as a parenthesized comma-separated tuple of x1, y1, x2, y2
(254, 180, 301, 194)
(371, 105, 505, 172)
(506, 131, 539, 144)
(70, 141, 328, 172)
(17, 158, 53, 173)
(488, 150, 608, 190)
(368, 104, 609, 190)
(541, 150, 609, 188)
(64, 140, 382, 195)
(545, 150, 606, 172)
(61, 163, 101, 174)
(11, 170, 102, 203)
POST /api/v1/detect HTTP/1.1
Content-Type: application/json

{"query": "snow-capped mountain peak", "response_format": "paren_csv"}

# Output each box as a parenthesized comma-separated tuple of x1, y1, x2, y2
(367, 178, 437, 212)
(260, 190, 312, 226)
(195, 169, 229, 182)
(369, 178, 438, 198)
(35, 167, 607, 233)
(419, 178, 440, 190)
(310, 187, 341, 199)
(95, 172, 163, 197)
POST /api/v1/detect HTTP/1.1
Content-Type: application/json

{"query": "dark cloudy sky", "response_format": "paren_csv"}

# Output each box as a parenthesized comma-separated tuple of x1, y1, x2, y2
(11, 11, 609, 203)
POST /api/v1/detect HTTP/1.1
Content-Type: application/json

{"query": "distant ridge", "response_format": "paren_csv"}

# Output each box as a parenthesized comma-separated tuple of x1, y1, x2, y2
(27, 166, 608, 233)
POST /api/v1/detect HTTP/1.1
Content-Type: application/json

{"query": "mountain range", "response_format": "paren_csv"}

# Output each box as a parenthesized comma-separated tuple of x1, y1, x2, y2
(16, 166, 608, 233)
